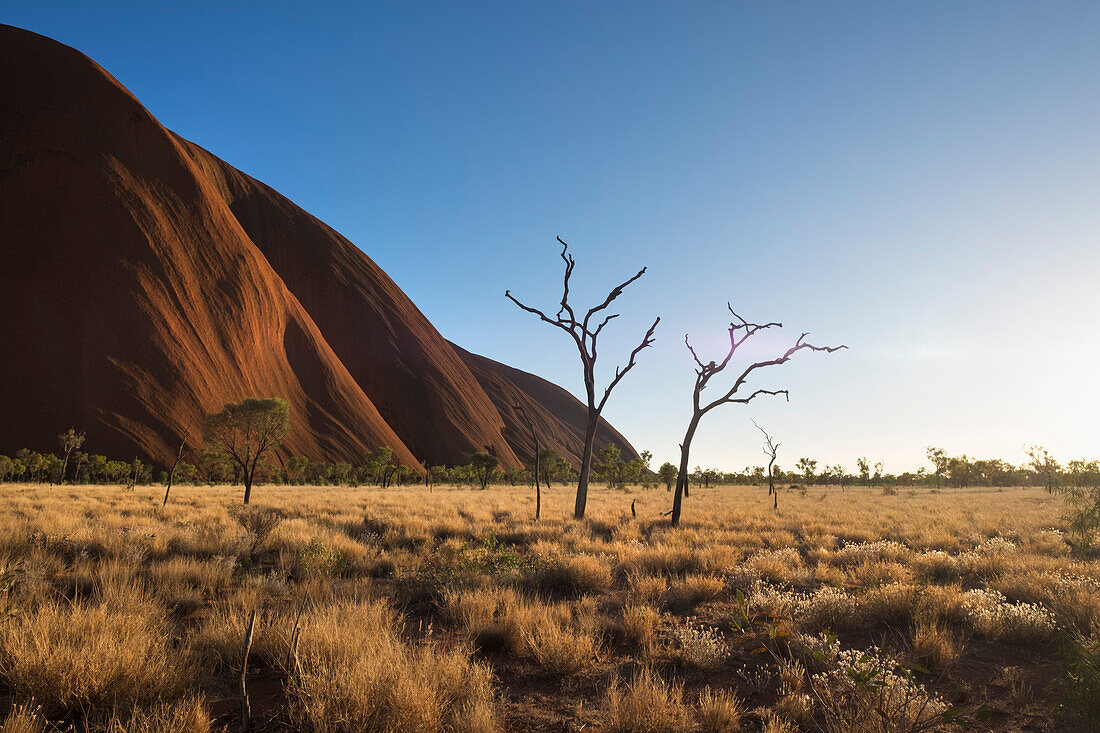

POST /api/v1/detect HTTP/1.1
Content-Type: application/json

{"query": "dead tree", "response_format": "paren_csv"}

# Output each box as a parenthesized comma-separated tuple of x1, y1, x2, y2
(757, 422, 780, 510)
(162, 440, 190, 508)
(506, 237, 659, 519)
(513, 401, 542, 521)
(669, 305, 845, 526)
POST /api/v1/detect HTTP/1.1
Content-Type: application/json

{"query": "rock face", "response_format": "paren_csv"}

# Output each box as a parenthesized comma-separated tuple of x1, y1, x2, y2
(0, 25, 638, 469)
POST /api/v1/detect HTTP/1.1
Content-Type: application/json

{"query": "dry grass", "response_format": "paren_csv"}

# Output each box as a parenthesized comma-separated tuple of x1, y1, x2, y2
(0, 481, 1089, 730)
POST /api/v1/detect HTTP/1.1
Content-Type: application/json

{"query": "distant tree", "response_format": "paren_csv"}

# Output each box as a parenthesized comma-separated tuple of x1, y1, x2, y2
(829, 464, 846, 490)
(638, 450, 654, 488)
(364, 447, 397, 488)
(757, 423, 780, 510)
(597, 444, 624, 489)
(203, 397, 291, 504)
(285, 456, 309, 485)
(507, 237, 659, 518)
(857, 457, 871, 487)
(58, 428, 85, 484)
(797, 458, 818, 486)
(873, 461, 884, 488)
(657, 462, 678, 491)
(514, 401, 542, 520)
(537, 448, 569, 487)
(926, 447, 948, 488)
(0, 456, 12, 482)
(669, 304, 844, 526)
(1026, 445, 1061, 493)
(470, 452, 498, 490)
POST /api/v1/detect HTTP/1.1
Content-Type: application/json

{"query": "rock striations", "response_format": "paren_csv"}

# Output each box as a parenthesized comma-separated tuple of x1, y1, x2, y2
(0, 25, 637, 469)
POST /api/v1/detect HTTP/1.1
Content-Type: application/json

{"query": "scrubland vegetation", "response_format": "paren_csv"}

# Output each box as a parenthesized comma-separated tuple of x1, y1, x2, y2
(1, 481, 1098, 731)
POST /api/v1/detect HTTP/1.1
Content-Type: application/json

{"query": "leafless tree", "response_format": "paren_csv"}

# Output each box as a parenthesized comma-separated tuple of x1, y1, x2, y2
(506, 237, 659, 519)
(669, 305, 845, 526)
(162, 439, 191, 507)
(513, 400, 541, 521)
(757, 422, 780, 510)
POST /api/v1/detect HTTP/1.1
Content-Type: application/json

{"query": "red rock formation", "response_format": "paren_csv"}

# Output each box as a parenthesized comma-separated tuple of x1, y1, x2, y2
(0, 24, 638, 469)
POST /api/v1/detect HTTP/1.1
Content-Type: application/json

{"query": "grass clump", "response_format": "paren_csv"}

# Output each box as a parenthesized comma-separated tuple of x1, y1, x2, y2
(287, 599, 497, 733)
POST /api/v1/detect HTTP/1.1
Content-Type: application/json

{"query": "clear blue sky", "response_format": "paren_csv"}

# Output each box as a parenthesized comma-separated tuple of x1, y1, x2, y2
(9, 2, 1099, 473)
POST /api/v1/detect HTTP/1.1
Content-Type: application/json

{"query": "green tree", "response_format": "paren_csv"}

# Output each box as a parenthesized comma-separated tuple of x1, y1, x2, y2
(597, 444, 624, 489)
(0, 456, 12, 482)
(364, 447, 397, 488)
(796, 458, 817, 486)
(470, 452, 498, 490)
(658, 462, 678, 491)
(202, 397, 291, 504)
(857, 457, 870, 487)
(285, 456, 309, 485)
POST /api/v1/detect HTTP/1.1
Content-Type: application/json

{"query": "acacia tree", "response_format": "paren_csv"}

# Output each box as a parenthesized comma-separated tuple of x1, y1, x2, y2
(506, 237, 659, 519)
(669, 305, 845, 526)
(203, 398, 290, 505)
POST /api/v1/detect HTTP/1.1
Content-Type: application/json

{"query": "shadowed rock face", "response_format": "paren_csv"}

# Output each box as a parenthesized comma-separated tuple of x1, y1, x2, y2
(0, 25, 639, 469)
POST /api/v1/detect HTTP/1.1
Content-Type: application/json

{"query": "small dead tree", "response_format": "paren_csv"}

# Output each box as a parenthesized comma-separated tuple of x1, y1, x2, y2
(513, 401, 541, 521)
(162, 439, 191, 507)
(757, 422, 780, 510)
(506, 237, 659, 519)
(669, 305, 845, 526)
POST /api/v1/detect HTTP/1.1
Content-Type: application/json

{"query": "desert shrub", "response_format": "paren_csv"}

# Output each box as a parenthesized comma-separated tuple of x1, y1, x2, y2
(808, 644, 948, 733)
(288, 599, 496, 733)
(670, 624, 727, 669)
(602, 667, 691, 733)
(0, 600, 195, 717)
(962, 588, 1057, 644)
(234, 506, 283, 554)
(295, 536, 349, 578)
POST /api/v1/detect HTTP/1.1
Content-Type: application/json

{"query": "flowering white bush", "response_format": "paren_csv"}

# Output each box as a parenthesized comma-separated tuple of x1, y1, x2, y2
(671, 623, 727, 669)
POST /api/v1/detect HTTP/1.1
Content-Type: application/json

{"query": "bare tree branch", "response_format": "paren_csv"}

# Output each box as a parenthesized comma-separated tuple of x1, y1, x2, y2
(505, 237, 658, 519)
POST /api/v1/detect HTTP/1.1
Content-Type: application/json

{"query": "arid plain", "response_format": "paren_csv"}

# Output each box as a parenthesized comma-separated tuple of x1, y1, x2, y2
(1, 481, 1095, 732)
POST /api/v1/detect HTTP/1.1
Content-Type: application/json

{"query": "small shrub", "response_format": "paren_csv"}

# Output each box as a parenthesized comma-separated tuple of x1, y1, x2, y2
(234, 506, 283, 554)
(296, 537, 349, 578)
(670, 624, 727, 669)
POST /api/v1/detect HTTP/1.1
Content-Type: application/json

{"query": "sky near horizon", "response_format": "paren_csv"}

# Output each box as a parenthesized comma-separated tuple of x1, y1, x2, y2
(7, 2, 1099, 473)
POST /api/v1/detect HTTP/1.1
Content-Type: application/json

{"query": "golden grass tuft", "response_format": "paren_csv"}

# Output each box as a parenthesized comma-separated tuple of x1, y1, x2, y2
(602, 667, 691, 733)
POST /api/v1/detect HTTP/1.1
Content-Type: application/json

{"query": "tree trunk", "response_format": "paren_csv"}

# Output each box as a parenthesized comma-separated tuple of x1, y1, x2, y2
(574, 411, 600, 519)
(670, 418, 700, 527)
(243, 473, 253, 505)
